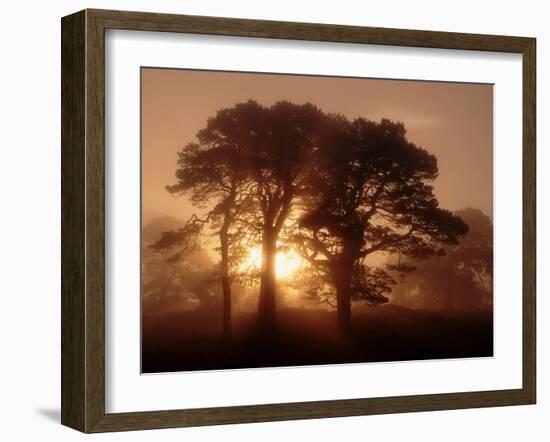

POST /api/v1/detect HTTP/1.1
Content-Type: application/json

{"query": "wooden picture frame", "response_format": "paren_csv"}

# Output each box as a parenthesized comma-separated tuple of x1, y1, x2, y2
(61, 8, 536, 433)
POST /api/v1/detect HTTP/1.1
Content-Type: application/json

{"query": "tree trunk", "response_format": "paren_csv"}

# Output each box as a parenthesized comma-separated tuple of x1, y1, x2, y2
(334, 263, 353, 339)
(258, 227, 277, 333)
(219, 226, 231, 339)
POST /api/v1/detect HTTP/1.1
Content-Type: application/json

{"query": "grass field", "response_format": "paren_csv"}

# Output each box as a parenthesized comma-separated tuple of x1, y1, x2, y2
(142, 304, 493, 373)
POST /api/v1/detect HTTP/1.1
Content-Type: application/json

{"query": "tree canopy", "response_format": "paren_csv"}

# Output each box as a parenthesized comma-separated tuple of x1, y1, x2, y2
(296, 117, 469, 335)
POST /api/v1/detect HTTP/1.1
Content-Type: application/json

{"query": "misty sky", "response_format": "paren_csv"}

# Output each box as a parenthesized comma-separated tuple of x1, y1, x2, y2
(141, 68, 493, 225)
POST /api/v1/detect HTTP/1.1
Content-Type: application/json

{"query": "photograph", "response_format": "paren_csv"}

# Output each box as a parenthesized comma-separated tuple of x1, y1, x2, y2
(140, 67, 494, 373)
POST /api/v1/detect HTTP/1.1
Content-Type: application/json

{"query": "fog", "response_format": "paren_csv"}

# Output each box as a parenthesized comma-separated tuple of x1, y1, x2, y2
(141, 69, 493, 373)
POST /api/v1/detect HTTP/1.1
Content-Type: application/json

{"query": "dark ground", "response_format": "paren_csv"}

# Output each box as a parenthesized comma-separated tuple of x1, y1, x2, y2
(141, 304, 493, 373)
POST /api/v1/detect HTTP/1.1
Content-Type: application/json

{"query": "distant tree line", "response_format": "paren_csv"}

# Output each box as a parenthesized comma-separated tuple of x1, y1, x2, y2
(390, 208, 493, 311)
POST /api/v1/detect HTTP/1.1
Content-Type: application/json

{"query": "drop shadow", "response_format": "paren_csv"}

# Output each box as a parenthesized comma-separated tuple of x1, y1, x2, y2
(35, 408, 60, 423)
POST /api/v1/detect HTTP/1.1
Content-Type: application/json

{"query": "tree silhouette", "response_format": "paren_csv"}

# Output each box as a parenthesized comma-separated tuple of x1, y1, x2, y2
(296, 117, 469, 337)
(192, 100, 327, 333)
(156, 107, 255, 338)
(249, 101, 327, 332)
(155, 101, 472, 339)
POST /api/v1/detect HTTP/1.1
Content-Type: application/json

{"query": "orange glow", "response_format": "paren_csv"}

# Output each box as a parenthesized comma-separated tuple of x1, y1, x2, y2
(242, 247, 306, 280)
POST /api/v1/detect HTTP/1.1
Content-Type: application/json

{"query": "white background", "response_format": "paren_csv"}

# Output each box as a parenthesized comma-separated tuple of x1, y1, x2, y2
(106, 30, 523, 413)
(0, 0, 547, 440)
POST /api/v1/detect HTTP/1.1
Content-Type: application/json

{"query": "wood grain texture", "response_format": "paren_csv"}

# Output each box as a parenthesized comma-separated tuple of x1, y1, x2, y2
(84, 10, 107, 432)
(60, 8, 537, 433)
(522, 38, 537, 403)
(90, 8, 532, 52)
(61, 10, 86, 432)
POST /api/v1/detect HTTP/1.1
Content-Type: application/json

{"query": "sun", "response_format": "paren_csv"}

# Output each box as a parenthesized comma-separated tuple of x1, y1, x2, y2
(242, 247, 305, 280)
(276, 250, 305, 279)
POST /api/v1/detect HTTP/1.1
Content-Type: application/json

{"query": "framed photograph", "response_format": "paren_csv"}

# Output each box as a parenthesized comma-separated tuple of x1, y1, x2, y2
(61, 9, 536, 433)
